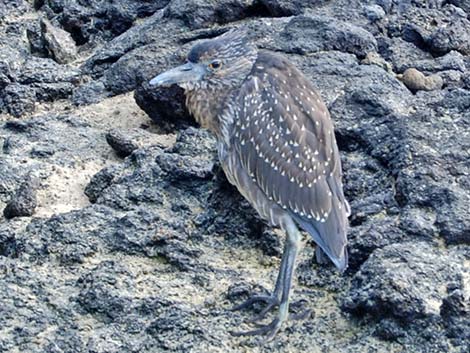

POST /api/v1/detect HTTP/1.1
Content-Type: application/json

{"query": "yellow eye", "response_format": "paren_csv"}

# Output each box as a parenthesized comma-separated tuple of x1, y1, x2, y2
(209, 60, 222, 70)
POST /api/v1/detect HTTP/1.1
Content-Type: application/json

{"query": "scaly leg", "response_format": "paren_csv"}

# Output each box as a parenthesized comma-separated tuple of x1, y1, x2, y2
(231, 218, 302, 340)
(230, 240, 288, 320)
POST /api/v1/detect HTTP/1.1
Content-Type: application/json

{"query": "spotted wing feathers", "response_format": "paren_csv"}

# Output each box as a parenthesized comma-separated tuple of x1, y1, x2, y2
(232, 51, 349, 270)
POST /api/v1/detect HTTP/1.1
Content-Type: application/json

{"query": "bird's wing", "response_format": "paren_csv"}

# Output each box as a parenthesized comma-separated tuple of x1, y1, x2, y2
(232, 51, 349, 270)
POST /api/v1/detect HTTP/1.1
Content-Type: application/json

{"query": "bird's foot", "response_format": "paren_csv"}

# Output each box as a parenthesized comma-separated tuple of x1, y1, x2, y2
(230, 297, 312, 342)
(231, 294, 280, 322)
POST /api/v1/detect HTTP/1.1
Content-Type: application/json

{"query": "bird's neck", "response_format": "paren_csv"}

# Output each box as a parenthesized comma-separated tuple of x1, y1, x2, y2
(185, 86, 235, 140)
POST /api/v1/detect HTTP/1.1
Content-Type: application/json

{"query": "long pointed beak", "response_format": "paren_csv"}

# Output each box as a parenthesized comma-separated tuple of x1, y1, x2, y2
(149, 62, 206, 87)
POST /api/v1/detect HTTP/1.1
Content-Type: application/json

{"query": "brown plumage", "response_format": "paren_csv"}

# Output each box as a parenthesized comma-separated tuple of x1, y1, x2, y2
(150, 29, 349, 340)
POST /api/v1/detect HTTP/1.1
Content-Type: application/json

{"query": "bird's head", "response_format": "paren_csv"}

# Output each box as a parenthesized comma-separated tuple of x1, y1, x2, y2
(150, 29, 257, 91)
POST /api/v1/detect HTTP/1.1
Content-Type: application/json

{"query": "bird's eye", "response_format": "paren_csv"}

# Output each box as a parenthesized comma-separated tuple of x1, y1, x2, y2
(209, 60, 222, 70)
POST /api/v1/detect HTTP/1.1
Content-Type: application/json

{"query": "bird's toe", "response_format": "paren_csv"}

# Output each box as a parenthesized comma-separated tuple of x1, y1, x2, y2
(230, 316, 284, 343)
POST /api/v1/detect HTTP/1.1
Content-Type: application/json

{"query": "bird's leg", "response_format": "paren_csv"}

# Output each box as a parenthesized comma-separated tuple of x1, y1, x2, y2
(231, 219, 302, 340)
(230, 244, 287, 318)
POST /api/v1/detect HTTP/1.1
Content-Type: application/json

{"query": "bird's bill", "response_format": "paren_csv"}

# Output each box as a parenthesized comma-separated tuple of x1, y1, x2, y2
(149, 62, 206, 87)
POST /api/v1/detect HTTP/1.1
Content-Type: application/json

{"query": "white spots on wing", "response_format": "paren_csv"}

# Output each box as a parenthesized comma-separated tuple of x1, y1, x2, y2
(233, 75, 342, 224)
(253, 76, 259, 91)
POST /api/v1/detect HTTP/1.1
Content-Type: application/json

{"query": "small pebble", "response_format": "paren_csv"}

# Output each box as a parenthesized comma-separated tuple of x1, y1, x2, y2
(105, 129, 139, 158)
(398, 68, 443, 92)
(3, 179, 38, 219)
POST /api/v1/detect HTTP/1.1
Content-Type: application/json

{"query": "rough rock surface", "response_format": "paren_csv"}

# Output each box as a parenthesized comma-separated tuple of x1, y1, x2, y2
(40, 18, 77, 64)
(3, 178, 38, 219)
(0, 1, 469, 353)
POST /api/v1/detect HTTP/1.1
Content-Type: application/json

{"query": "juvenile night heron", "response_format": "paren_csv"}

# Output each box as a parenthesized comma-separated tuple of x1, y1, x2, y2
(150, 29, 350, 339)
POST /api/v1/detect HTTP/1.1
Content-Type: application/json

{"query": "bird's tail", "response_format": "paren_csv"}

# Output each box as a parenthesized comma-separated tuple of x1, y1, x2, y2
(293, 214, 348, 272)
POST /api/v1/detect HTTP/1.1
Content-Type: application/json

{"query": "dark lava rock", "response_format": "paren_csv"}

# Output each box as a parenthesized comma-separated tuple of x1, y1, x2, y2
(275, 15, 377, 57)
(259, 0, 312, 16)
(105, 129, 139, 157)
(163, 0, 260, 30)
(448, 0, 470, 13)
(17, 56, 80, 85)
(429, 17, 470, 56)
(0, 56, 82, 115)
(343, 242, 469, 347)
(0, 84, 36, 117)
(379, 37, 434, 73)
(76, 260, 135, 321)
(0, 159, 29, 204)
(344, 242, 461, 320)
(83, 17, 186, 96)
(364, 4, 386, 22)
(40, 18, 77, 64)
(134, 83, 194, 131)
(27, 20, 47, 58)
(38, 0, 170, 46)
(71, 80, 107, 105)
(3, 179, 38, 219)
(84, 166, 117, 203)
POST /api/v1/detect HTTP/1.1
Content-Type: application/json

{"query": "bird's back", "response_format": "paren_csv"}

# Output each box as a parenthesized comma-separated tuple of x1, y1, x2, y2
(224, 50, 349, 270)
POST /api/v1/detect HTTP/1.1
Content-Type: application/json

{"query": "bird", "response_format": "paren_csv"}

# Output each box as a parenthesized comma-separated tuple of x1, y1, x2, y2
(149, 28, 350, 340)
